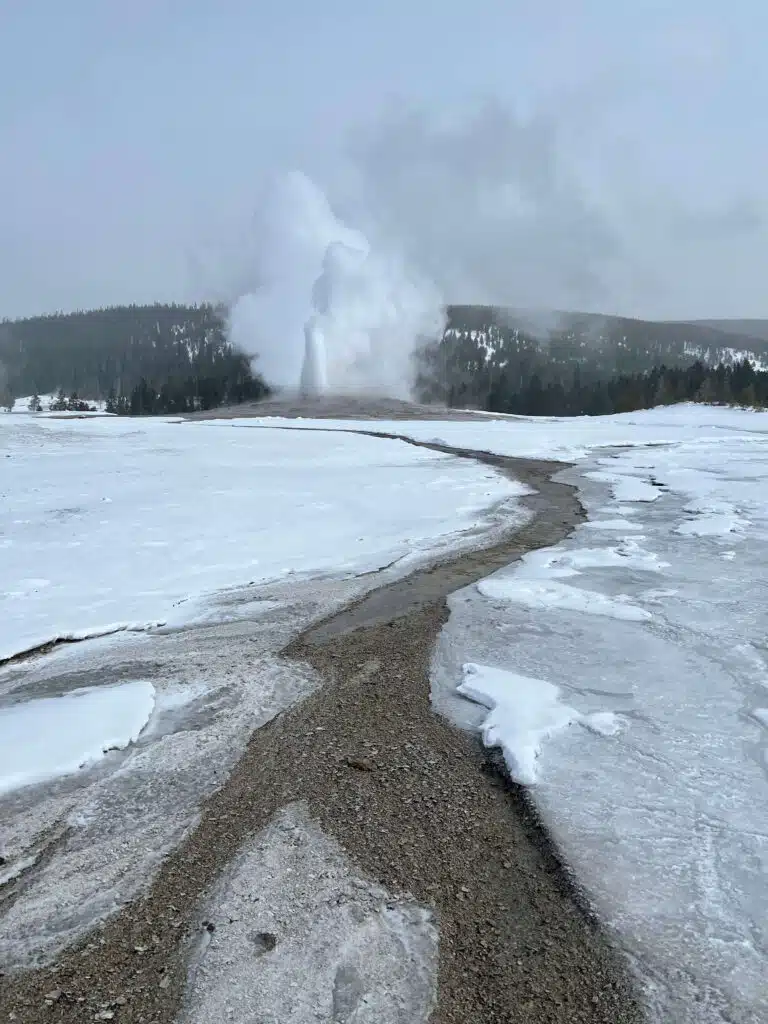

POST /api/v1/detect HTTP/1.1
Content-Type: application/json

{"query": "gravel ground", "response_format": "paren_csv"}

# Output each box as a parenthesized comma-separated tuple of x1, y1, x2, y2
(0, 439, 645, 1024)
(187, 391, 494, 421)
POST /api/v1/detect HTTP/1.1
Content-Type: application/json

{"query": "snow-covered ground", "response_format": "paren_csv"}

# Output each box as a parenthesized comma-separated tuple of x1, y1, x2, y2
(3, 404, 768, 1021)
(0, 415, 523, 665)
(181, 803, 438, 1024)
(419, 405, 768, 1024)
(0, 413, 524, 965)
(7, 394, 108, 415)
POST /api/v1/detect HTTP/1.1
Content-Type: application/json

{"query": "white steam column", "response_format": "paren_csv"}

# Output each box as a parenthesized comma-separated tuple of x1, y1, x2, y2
(299, 240, 369, 396)
(299, 318, 328, 395)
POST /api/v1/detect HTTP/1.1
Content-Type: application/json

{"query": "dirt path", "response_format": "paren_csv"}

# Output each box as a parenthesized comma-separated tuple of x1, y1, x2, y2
(0, 441, 645, 1024)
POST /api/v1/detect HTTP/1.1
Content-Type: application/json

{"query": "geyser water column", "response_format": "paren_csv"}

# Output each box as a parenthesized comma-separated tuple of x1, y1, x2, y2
(299, 318, 328, 394)
(300, 239, 370, 395)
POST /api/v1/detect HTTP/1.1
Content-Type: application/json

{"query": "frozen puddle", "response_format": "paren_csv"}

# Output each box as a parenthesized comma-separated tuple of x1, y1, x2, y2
(181, 802, 438, 1024)
(0, 680, 155, 795)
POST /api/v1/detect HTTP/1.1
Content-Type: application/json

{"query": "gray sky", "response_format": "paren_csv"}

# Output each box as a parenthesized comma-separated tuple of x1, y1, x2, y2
(1, 1, 766, 320)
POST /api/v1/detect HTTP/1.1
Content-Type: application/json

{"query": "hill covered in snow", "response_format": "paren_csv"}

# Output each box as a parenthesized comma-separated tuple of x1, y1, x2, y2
(414, 306, 768, 409)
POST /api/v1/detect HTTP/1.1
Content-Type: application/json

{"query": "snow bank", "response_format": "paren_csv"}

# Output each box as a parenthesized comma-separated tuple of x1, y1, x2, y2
(0, 681, 155, 795)
(458, 663, 622, 784)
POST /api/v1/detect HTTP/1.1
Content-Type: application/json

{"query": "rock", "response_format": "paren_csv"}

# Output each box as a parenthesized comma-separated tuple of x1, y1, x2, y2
(250, 931, 277, 954)
(43, 989, 63, 1003)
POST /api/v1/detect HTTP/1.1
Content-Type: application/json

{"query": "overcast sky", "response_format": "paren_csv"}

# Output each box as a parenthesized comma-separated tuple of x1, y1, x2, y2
(1, 1, 766, 320)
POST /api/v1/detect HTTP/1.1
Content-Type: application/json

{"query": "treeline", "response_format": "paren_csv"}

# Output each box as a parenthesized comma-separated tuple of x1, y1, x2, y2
(414, 306, 768, 409)
(0, 303, 267, 411)
(108, 372, 265, 415)
(482, 359, 767, 417)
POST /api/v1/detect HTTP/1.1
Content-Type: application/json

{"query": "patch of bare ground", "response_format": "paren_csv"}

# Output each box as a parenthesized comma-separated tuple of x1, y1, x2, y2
(186, 391, 495, 421)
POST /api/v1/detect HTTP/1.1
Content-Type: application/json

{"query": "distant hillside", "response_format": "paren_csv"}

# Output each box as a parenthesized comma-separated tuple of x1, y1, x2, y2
(0, 303, 267, 412)
(4, 301, 767, 418)
(685, 319, 768, 342)
(414, 305, 768, 407)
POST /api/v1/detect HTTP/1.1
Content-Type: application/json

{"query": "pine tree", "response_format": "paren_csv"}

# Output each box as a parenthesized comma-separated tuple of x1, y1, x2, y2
(0, 361, 12, 411)
(50, 387, 67, 411)
(28, 393, 42, 412)
(695, 377, 718, 405)
(653, 374, 675, 406)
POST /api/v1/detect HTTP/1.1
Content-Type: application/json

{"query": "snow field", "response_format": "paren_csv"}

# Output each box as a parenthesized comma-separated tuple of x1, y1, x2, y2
(0, 415, 525, 664)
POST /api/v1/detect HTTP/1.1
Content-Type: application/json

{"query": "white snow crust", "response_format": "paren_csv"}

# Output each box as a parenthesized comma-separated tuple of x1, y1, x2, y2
(0, 681, 155, 795)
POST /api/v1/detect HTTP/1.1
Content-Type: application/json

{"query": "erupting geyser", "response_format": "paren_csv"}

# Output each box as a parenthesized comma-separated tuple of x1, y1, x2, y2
(227, 171, 445, 397)
(299, 319, 327, 395)
(300, 239, 372, 395)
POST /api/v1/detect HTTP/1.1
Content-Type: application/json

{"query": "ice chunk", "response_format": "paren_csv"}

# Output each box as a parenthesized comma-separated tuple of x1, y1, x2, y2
(477, 577, 651, 621)
(457, 663, 623, 785)
(582, 518, 644, 532)
(585, 472, 663, 503)
(675, 502, 748, 538)
(0, 681, 155, 795)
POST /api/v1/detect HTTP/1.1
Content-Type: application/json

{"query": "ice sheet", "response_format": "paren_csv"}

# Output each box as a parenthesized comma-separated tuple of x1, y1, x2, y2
(428, 406, 768, 1023)
(0, 681, 155, 795)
